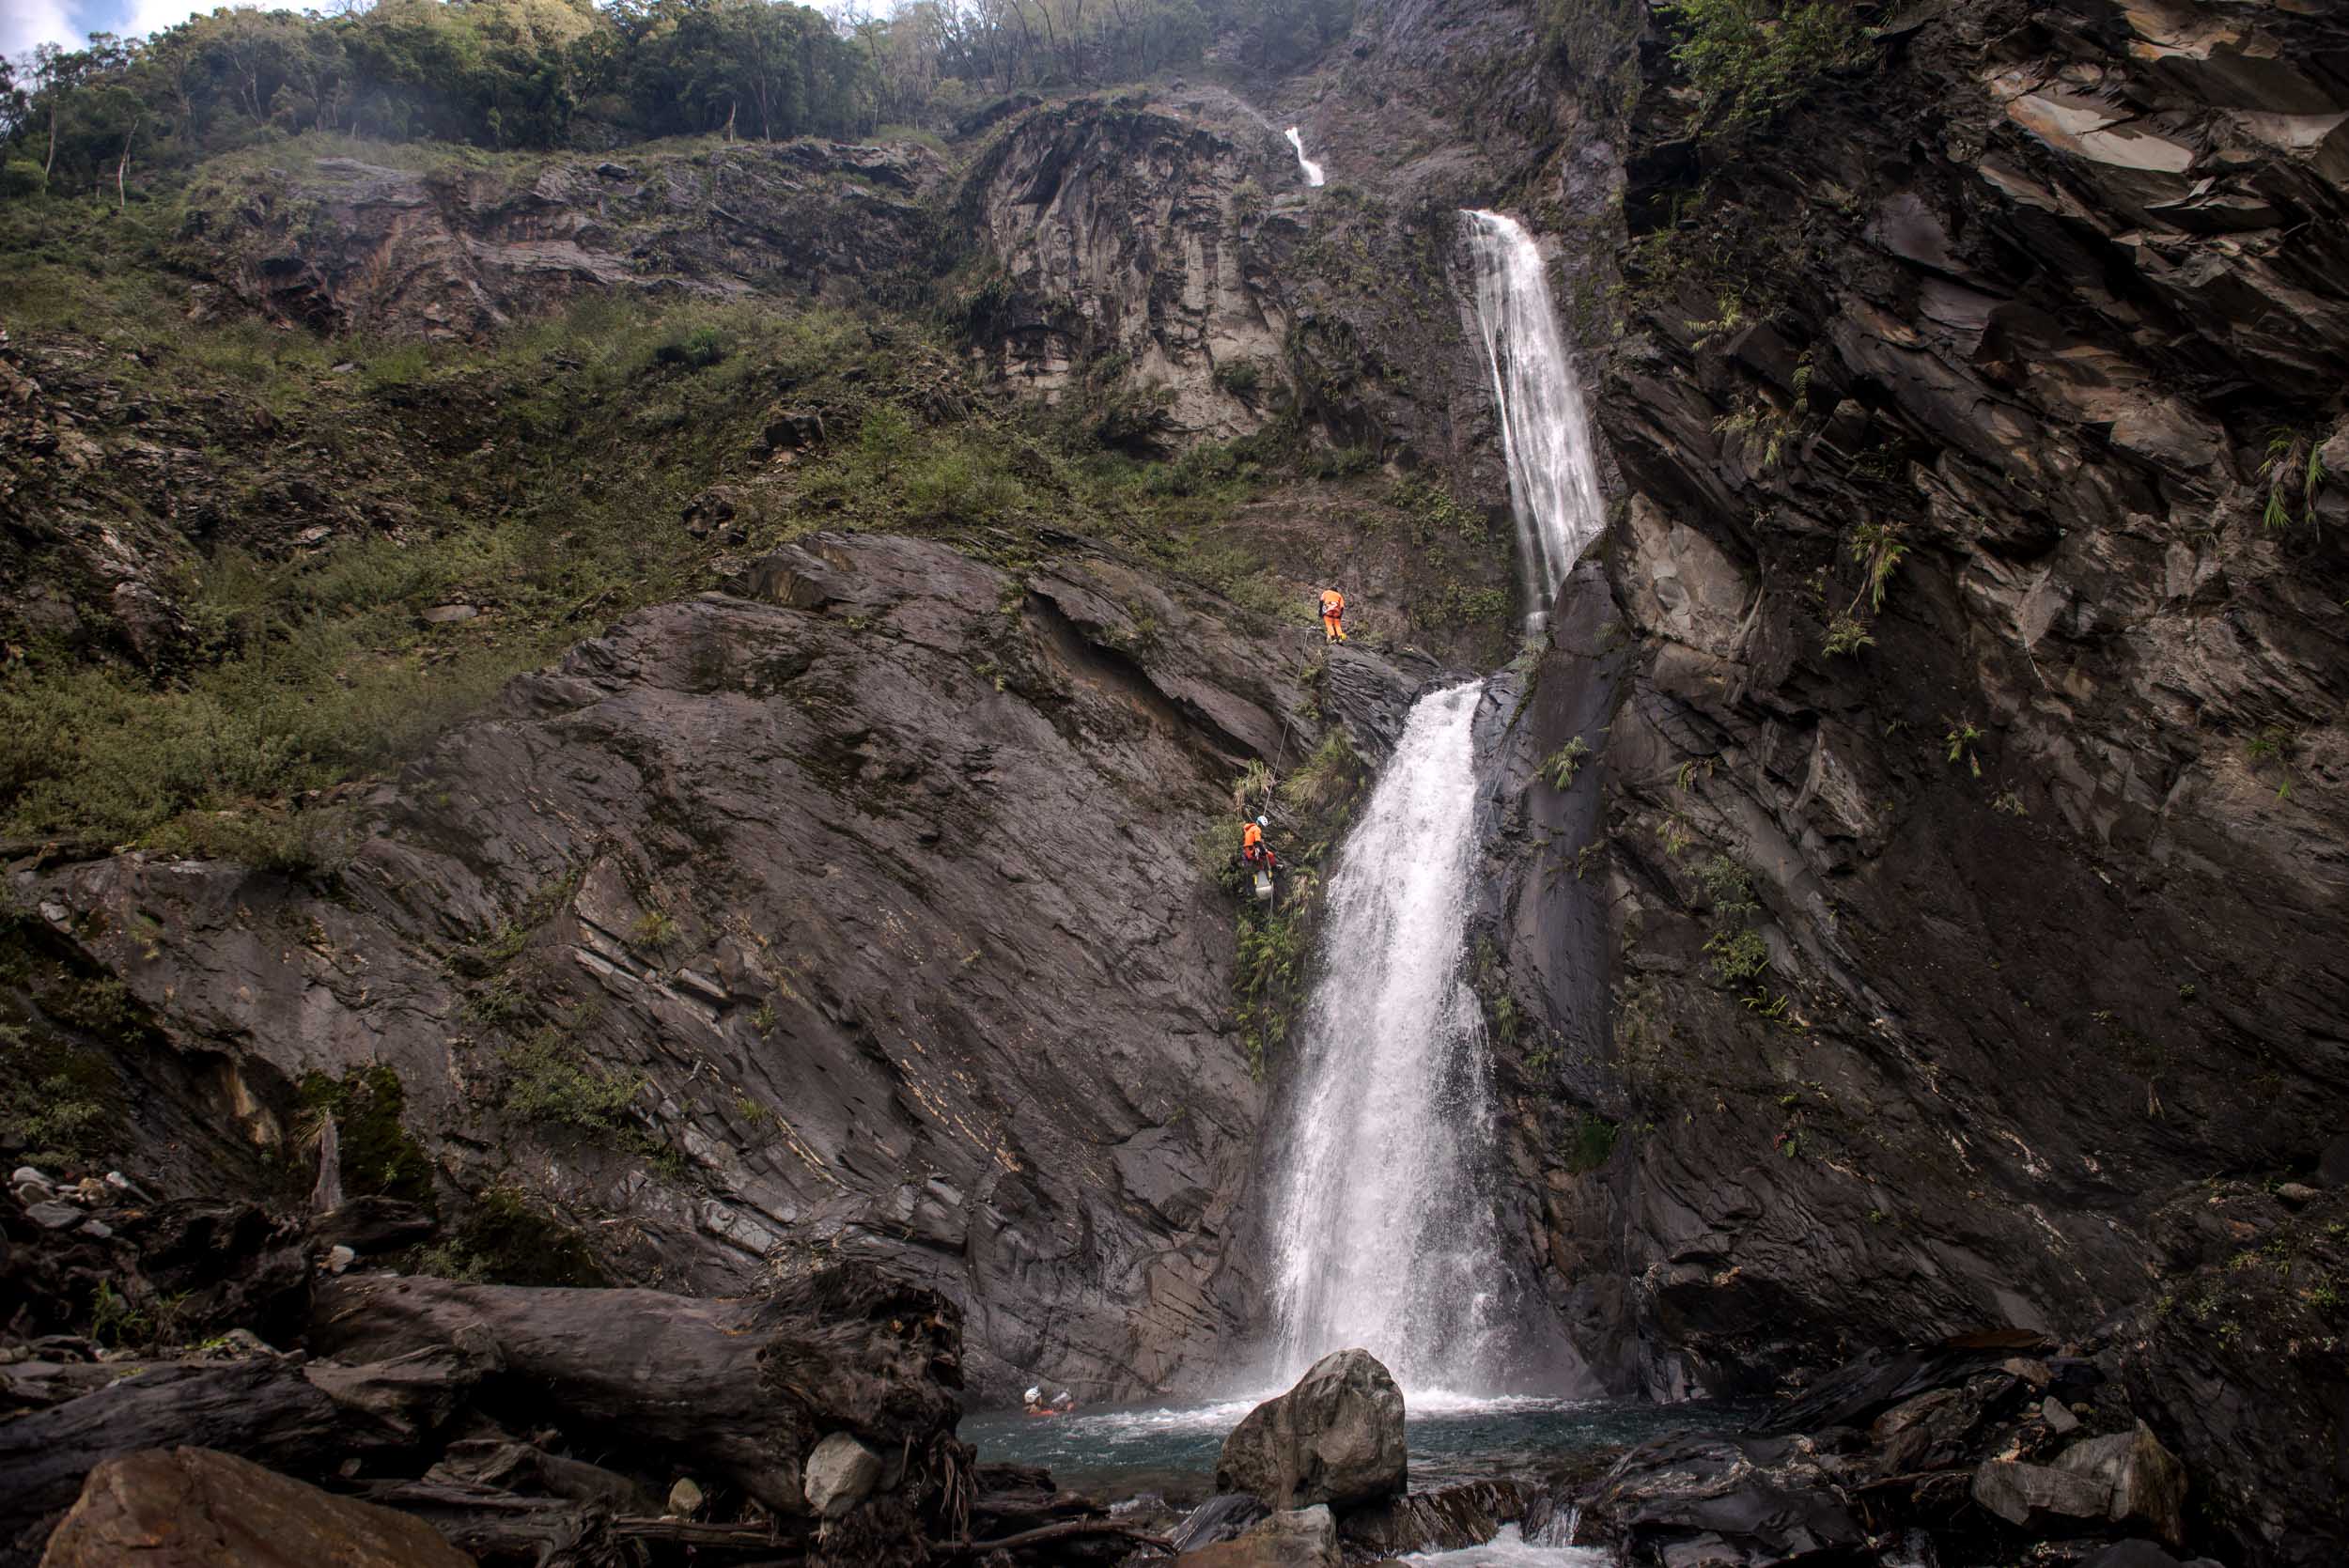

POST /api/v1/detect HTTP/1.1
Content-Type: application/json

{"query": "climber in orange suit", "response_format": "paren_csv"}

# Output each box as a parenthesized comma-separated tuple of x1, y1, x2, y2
(1319, 587, 1347, 643)
(1242, 815, 1277, 876)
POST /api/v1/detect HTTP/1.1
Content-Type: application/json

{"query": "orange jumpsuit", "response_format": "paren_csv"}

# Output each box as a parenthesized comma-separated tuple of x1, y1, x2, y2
(1319, 589, 1346, 643)
(1242, 822, 1265, 860)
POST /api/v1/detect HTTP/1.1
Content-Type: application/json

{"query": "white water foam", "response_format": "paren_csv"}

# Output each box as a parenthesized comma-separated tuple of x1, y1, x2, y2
(1462, 210, 1608, 623)
(1408, 1524, 1608, 1567)
(1285, 126, 1326, 187)
(1266, 682, 1501, 1394)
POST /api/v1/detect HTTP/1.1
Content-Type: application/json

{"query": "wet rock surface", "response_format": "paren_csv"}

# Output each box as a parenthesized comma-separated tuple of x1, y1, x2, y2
(1213, 1348, 1407, 1511)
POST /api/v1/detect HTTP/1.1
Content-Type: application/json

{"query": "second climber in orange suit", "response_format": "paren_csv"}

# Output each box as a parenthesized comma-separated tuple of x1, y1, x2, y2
(1319, 588, 1347, 644)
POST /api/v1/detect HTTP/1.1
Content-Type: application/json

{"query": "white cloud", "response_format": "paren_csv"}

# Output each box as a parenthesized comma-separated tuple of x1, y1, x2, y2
(1, 0, 82, 59)
(121, 0, 254, 41)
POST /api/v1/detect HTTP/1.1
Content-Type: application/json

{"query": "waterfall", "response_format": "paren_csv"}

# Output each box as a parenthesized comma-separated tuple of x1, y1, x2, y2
(1266, 682, 1503, 1393)
(1284, 126, 1326, 188)
(1463, 210, 1608, 622)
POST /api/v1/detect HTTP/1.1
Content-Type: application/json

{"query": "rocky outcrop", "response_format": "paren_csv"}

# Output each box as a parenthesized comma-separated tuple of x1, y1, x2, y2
(182, 139, 949, 338)
(1173, 1503, 1338, 1568)
(11, 531, 1356, 1403)
(1336, 1479, 1526, 1556)
(961, 92, 1298, 447)
(1447, 8, 2349, 1560)
(1213, 1347, 1407, 1510)
(39, 1447, 473, 1568)
(1570, 1334, 2205, 1567)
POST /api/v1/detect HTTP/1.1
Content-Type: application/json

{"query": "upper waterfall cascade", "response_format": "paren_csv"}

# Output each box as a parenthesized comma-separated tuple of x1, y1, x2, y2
(1464, 209, 1609, 621)
(1266, 682, 1503, 1393)
(1284, 126, 1326, 187)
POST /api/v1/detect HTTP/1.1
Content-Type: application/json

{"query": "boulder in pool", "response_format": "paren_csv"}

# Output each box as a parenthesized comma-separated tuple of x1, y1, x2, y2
(1214, 1348, 1406, 1510)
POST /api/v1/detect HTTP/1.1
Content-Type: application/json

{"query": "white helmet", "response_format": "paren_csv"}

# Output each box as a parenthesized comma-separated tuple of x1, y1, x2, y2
(1256, 815, 1269, 829)
(1024, 1386, 1041, 1403)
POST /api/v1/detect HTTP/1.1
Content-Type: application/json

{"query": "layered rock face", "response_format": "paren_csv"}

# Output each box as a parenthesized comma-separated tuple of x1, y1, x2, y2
(961, 92, 1298, 445)
(185, 139, 948, 337)
(16, 532, 1372, 1401)
(1461, 0, 2349, 1558)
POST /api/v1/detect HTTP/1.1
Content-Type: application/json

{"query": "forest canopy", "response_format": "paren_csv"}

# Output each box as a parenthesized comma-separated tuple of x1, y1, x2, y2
(0, 0, 1358, 199)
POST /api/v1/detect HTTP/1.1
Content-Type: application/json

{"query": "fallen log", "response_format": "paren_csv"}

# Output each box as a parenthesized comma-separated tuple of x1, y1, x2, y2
(308, 1264, 963, 1519)
(0, 1359, 361, 1563)
(943, 1519, 1174, 1557)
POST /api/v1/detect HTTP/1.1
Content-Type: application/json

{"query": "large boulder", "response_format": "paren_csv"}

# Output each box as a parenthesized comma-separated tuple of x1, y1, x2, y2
(2055, 1425, 2188, 1548)
(1578, 1435, 1869, 1564)
(39, 1446, 471, 1567)
(1173, 1504, 1340, 1568)
(1213, 1349, 1406, 1510)
(1969, 1459, 2111, 1531)
(803, 1433, 886, 1518)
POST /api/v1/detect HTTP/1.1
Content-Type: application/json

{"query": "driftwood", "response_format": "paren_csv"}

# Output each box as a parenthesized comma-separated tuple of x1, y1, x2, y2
(946, 1519, 1174, 1556)
(309, 1265, 962, 1519)
(8, 1265, 968, 1567)
(312, 1275, 815, 1514)
(0, 1358, 363, 1562)
(354, 1476, 816, 1566)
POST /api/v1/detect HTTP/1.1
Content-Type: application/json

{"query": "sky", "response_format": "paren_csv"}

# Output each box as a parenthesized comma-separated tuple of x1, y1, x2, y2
(1, 0, 251, 63)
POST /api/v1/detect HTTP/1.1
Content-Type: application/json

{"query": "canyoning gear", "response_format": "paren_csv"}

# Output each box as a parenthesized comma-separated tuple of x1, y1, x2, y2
(1256, 815, 1269, 830)
(1320, 588, 1347, 643)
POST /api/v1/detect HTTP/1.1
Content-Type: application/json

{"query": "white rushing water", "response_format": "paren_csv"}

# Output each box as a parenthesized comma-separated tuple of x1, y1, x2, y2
(1284, 126, 1326, 187)
(1463, 210, 1608, 622)
(1267, 682, 1502, 1393)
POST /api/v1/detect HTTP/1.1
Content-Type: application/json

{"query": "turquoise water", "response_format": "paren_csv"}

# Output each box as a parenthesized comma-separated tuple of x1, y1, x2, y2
(961, 1391, 1731, 1506)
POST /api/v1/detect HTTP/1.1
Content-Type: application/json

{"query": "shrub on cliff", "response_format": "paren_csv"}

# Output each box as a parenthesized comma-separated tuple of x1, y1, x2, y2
(1665, 0, 1865, 137)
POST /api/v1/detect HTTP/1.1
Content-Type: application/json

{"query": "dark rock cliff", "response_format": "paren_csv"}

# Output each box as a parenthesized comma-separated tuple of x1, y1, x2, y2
(11, 532, 1407, 1403)
(1452, 0, 2349, 1559)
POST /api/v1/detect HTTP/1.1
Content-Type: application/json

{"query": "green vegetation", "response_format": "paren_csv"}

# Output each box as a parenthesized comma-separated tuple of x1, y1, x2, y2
(501, 1024, 643, 1135)
(1945, 720, 1983, 779)
(1560, 1110, 1620, 1173)
(1221, 730, 1369, 1079)
(1663, 0, 1867, 138)
(0, 1022, 112, 1168)
(1, 0, 1360, 203)
(1821, 613, 1874, 657)
(1697, 853, 1771, 986)
(2259, 428, 2328, 532)
(411, 1182, 604, 1286)
(631, 909, 683, 952)
(1847, 519, 1907, 613)
(1542, 736, 1592, 790)
(295, 1063, 436, 1207)
(2248, 726, 2298, 801)
(0, 220, 1367, 846)
(1234, 905, 1306, 1081)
